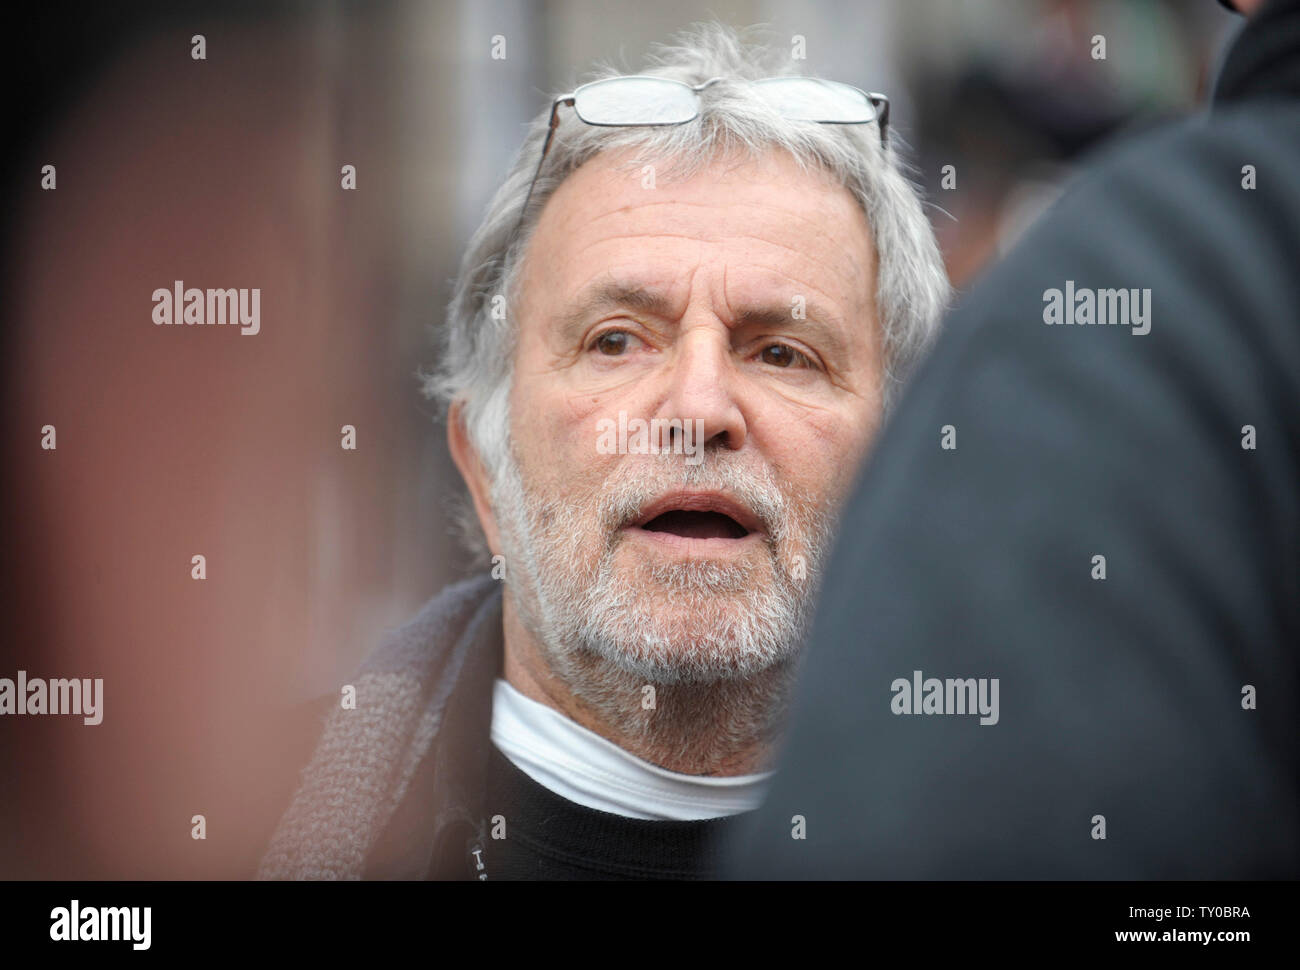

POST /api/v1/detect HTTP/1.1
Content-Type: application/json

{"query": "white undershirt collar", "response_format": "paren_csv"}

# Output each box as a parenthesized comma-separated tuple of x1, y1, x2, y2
(489, 677, 773, 821)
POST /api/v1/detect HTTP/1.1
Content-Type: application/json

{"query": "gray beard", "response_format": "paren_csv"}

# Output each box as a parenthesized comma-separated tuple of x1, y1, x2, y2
(489, 442, 837, 773)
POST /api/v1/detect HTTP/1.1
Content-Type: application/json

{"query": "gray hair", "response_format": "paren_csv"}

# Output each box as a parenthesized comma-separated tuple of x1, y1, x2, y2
(423, 22, 949, 540)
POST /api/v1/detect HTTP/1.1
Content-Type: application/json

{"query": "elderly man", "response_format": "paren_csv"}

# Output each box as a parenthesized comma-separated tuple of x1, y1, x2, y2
(258, 23, 947, 880)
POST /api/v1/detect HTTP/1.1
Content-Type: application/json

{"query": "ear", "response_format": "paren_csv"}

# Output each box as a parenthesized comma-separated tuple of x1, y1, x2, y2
(447, 400, 503, 557)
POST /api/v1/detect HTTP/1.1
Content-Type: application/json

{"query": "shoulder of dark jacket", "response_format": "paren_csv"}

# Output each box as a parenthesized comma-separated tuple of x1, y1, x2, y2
(1214, 0, 1300, 105)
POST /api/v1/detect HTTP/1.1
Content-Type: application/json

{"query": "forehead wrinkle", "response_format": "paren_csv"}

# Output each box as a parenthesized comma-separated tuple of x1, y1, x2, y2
(566, 228, 867, 299)
(737, 265, 857, 320)
(715, 256, 850, 336)
(565, 230, 708, 268)
(580, 193, 862, 240)
(587, 246, 865, 335)
(553, 234, 868, 341)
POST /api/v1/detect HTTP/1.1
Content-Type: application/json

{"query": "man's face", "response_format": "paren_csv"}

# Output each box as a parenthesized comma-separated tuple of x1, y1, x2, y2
(487, 146, 882, 687)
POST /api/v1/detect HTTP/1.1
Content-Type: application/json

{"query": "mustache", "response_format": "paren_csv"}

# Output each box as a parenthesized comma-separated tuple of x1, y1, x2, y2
(595, 454, 789, 542)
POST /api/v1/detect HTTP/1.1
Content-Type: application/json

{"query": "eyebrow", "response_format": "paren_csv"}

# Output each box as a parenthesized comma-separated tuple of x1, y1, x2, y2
(732, 302, 850, 355)
(555, 279, 854, 361)
(555, 281, 676, 344)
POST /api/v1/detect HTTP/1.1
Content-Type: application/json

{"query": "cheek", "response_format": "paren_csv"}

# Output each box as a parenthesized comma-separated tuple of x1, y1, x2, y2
(763, 404, 876, 501)
(507, 383, 553, 485)
(510, 383, 615, 489)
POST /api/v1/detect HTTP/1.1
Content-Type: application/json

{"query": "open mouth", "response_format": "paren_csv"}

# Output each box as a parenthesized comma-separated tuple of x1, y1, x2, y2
(640, 509, 750, 540)
(624, 491, 763, 547)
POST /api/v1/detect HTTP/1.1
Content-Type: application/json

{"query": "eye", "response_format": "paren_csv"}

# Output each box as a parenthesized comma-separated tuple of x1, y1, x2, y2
(592, 330, 635, 356)
(758, 343, 813, 369)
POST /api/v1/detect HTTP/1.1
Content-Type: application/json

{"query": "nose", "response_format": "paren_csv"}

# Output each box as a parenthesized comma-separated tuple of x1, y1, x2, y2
(655, 319, 748, 453)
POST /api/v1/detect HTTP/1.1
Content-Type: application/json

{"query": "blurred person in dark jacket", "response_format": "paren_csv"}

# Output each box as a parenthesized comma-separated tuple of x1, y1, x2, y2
(729, 0, 1299, 879)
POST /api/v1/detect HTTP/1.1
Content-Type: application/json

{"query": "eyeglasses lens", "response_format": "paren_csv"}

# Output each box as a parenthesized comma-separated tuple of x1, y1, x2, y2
(573, 77, 700, 125)
(753, 77, 876, 123)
